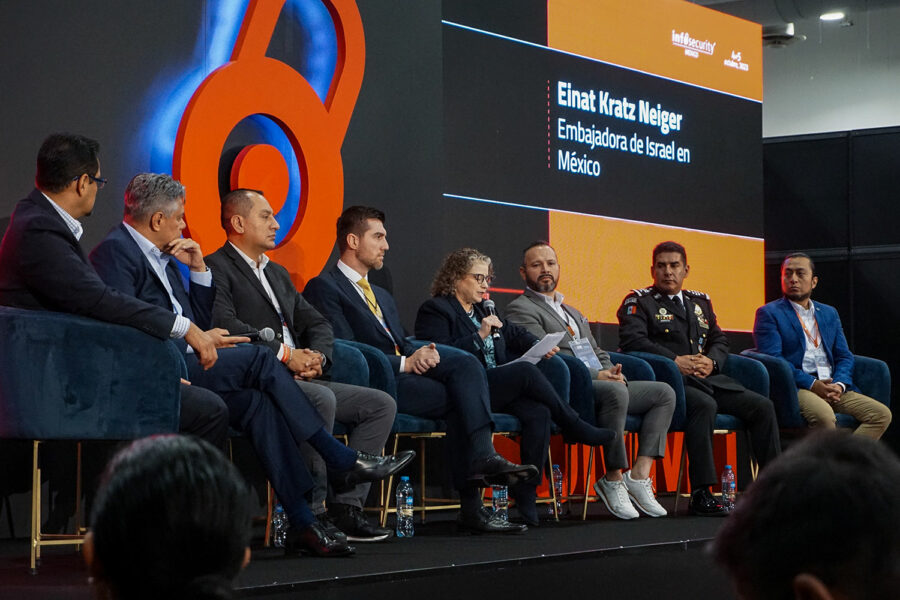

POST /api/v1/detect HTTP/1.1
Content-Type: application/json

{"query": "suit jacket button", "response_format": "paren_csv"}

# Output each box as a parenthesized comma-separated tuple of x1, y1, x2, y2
(664, 329, 669, 333)
(277, 334, 283, 339)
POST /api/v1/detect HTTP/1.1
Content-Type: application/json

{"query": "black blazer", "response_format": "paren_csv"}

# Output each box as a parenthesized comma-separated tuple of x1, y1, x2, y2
(0, 189, 175, 339)
(205, 243, 335, 365)
(89, 223, 215, 350)
(414, 295, 537, 368)
(303, 265, 415, 373)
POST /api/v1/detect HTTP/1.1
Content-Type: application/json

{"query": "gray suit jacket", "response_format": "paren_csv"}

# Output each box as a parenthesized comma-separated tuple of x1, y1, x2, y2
(506, 288, 613, 377)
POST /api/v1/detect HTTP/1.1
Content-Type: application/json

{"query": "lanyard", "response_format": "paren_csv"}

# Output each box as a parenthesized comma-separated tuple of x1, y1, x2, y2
(794, 309, 820, 348)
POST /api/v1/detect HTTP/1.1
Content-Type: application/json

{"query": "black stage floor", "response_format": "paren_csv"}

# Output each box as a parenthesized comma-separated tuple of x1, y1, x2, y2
(0, 498, 736, 600)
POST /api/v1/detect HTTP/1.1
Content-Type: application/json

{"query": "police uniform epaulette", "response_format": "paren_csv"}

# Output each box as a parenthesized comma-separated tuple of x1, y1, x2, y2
(630, 287, 653, 297)
(683, 289, 710, 300)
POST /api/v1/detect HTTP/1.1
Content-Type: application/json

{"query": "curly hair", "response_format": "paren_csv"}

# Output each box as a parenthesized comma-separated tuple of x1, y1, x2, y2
(430, 248, 494, 297)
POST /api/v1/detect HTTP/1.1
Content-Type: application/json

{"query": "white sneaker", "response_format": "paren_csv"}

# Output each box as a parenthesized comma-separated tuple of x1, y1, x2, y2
(623, 471, 667, 517)
(593, 476, 639, 520)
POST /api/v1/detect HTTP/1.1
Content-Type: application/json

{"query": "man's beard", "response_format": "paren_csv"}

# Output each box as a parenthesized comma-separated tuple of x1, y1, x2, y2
(527, 274, 556, 293)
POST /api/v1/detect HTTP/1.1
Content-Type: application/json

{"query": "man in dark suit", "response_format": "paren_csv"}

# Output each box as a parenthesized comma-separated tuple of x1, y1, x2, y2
(304, 206, 538, 534)
(206, 188, 397, 542)
(617, 241, 781, 515)
(506, 241, 675, 520)
(0, 133, 227, 447)
(753, 253, 891, 438)
(89, 173, 413, 556)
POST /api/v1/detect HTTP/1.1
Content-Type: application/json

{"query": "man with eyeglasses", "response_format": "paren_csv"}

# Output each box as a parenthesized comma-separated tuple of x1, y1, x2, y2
(0, 133, 229, 447)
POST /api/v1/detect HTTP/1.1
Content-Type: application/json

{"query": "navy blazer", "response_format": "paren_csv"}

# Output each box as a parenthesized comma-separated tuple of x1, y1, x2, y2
(89, 223, 216, 348)
(414, 295, 537, 368)
(303, 265, 414, 373)
(753, 296, 856, 391)
(0, 189, 175, 339)
(205, 242, 334, 364)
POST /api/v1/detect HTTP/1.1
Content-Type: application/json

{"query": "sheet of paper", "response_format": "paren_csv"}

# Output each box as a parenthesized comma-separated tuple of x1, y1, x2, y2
(507, 331, 566, 365)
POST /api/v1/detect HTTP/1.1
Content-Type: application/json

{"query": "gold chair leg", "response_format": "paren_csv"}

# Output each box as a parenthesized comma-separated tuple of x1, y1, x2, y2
(419, 437, 427, 524)
(30, 440, 40, 574)
(264, 482, 273, 548)
(548, 446, 559, 521)
(581, 446, 595, 520)
(74, 442, 83, 539)
(380, 435, 401, 528)
(674, 437, 687, 515)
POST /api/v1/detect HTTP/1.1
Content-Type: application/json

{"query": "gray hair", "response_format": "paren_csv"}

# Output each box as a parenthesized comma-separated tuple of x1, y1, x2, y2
(124, 173, 185, 221)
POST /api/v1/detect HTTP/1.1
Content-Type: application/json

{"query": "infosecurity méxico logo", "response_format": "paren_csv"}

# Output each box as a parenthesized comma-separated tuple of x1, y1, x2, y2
(671, 30, 716, 58)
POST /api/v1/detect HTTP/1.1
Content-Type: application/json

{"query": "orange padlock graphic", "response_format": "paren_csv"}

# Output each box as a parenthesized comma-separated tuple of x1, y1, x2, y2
(173, 0, 364, 288)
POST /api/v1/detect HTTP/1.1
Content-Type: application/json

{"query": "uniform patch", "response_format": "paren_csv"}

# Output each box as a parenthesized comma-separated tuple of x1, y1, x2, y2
(684, 289, 710, 300)
(626, 305, 636, 315)
(623, 296, 638, 305)
(631, 287, 652, 297)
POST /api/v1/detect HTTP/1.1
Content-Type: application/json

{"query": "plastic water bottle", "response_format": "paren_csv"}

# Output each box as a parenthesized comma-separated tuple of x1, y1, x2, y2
(720, 465, 736, 512)
(491, 485, 509, 522)
(396, 476, 414, 537)
(272, 503, 288, 548)
(549, 464, 568, 516)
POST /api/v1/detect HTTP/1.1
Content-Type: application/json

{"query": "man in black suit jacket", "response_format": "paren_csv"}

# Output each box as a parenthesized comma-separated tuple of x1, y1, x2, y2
(617, 241, 781, 515)
(89, 173, 413, 556)
(0, 133, 227, 447)
(304, 206, 537, 533)
(206, 189, 397, 542)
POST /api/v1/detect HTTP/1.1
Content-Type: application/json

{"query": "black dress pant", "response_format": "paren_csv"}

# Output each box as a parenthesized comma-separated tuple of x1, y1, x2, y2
(683, 382, 781, 488)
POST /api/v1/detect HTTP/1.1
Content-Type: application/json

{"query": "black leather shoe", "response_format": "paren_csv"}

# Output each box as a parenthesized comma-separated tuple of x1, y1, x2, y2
(458, 507, 528, 534)
(562, 420, 616, 446)
(284, 522, 356, 557)
(688, 488, 727, 517)
(330, 449, 416, 493)
(329, 503, 392, 542)
(468, 454, 539, 487)
(316, 512, 348, 543)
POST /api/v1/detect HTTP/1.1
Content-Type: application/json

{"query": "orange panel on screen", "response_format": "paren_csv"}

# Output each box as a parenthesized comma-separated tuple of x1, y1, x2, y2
(547, 0, 762, 102)
(548, 211, 764, 332)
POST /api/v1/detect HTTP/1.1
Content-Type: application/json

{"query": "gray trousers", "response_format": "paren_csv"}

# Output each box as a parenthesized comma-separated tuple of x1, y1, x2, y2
(298, 379, 396, 511)
(593, 380, 676, 471)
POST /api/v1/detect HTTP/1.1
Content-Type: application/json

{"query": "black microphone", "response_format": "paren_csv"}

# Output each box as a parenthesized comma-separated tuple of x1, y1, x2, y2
(483, 299, 501, 339)
(231, 327, 276, 342)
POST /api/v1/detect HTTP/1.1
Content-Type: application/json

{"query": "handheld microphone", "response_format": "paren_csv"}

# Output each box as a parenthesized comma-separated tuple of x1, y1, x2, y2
(231, 327, 276, 342)
(482, 298, 501, 339)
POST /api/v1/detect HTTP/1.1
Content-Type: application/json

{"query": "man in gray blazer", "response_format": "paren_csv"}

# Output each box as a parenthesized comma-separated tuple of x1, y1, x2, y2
(206, 188, 397, 543)
(506, 241, 676, 519)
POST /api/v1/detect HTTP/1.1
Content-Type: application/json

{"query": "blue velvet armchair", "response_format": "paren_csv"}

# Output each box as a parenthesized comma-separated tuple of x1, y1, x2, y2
(741, 350, 891, 429)
(0, 306, 185, 572)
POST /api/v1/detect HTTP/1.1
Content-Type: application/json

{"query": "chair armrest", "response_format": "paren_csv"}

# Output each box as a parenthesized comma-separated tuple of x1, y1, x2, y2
(0, 307, 183, 440)
(544, 353, 593, 421)
(740, 350, 803, 428)
(334, 339, 397, 400)
(330, 340, 370, 388)
(625, 351, 686, 431)
(608, 351, 655, 382)
(853, 355, 891, 409)
(722, 353, 769, 398)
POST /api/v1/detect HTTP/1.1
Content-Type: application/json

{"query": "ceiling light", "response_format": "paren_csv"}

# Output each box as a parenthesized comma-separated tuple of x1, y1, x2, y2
(819, 11, 846, 21)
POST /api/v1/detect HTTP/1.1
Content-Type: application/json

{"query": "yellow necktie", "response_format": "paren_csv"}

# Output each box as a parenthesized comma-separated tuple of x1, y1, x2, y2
(358, 278, 383, 319)
(358, 278, 400, 355)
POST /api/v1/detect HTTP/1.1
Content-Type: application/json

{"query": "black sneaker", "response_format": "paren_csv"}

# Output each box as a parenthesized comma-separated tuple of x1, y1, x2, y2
(329, 503, 392, 542)
(688, 488, 727, 517)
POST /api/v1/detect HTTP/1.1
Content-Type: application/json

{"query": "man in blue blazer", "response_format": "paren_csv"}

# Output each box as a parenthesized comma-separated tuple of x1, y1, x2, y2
(89, 174, 413, 557)
(304, 206, 538, 534)
(753, 253, 891, 438)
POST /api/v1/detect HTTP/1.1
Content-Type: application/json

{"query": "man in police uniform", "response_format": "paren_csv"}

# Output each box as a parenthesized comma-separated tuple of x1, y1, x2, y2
(617, 241, 780, 515)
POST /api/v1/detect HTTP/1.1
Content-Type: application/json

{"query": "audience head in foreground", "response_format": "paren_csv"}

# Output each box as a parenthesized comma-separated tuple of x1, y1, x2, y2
(85, 435, 252, 600)
(713, 431, 900, 600)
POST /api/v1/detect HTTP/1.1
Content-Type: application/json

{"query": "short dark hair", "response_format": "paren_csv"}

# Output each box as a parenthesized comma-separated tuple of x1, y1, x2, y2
(652, 241, 686, 265)
(782, 252, 815, 276)
(90, 435, 252, 600)
(336, 205, 385, 253)
(713, 432, 900, 600)
(35, 133, 101, 193)
(220, 188, 263, 234)
(521, 240, 554, 265)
